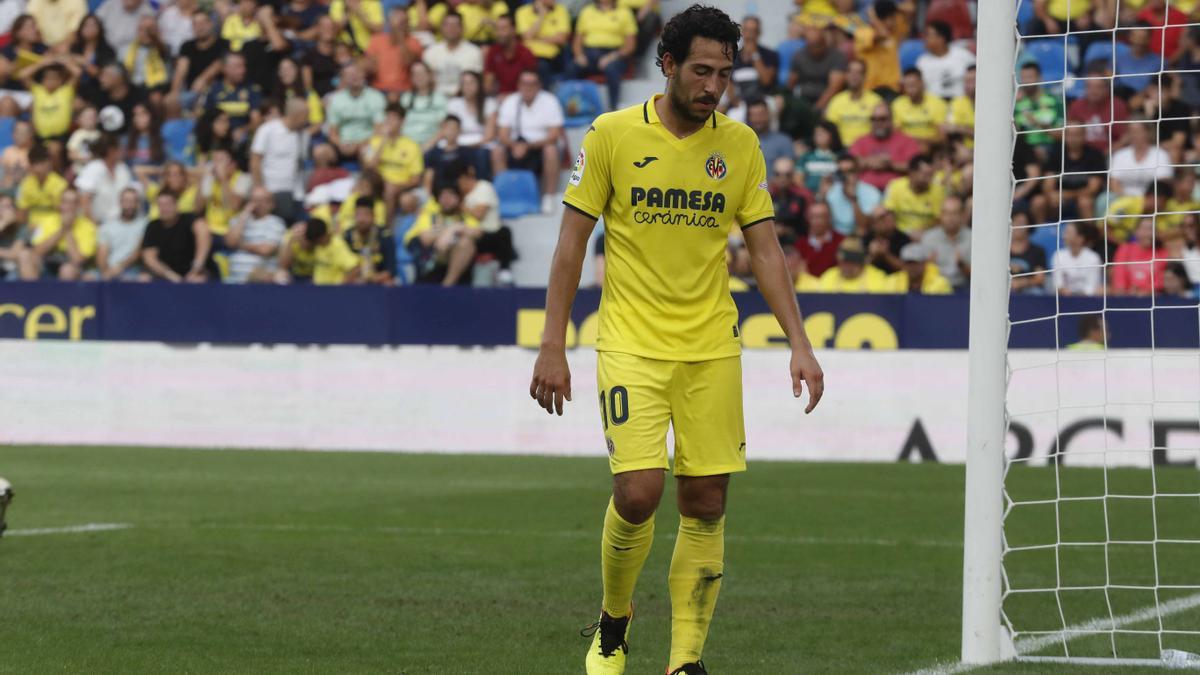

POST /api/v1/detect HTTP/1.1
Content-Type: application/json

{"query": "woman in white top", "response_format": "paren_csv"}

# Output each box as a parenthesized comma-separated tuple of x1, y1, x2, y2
(445, 70, 497, 148)
(1109, 120, 1173, 197)
(1051, 221, 1104, 296)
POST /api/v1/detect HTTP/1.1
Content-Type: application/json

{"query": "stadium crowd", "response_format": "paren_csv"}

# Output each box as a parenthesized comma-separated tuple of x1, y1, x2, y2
(0, 0, 1195, 297)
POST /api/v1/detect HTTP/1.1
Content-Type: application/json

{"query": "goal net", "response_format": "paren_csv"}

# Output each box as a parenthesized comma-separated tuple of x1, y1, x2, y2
(966, 0, 1200, 667)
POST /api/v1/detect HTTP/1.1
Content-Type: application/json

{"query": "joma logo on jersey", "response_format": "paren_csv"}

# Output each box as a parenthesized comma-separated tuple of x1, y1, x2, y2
(630, 187, 726, 213)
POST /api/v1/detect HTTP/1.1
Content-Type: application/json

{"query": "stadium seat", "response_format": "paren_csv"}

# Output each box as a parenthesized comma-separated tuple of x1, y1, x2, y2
(899, 39, 926, 72)
(1081, 40, 1130, 72)
(0, 117, 13, 152)
(1016, 0, 1036, 35)
(557, 80, 603, 128)
(160, 118, 195, 164)
(1019, 38, 1068, 84)
(1030, 225, 1061, 256)
(393, 213, 416, 285)
(775, 39, 806, 88)
(495, 169, 540, 219)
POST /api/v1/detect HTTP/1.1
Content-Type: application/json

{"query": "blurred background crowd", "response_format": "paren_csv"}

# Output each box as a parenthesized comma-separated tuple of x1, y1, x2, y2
(0, 0, 1195, 297)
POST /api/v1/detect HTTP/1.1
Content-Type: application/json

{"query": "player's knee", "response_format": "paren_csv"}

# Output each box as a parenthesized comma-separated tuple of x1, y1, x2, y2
(613, 492, 658, 524)
(678, 476, 728, 520)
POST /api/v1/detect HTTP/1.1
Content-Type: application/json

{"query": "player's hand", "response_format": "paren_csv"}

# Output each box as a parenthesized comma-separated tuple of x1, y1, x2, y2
(790, 347, 824, 414)
(530, 346, 572, 416)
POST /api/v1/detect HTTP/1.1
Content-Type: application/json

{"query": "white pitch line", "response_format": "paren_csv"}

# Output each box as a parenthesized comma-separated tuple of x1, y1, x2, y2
(907, 591, 1200, 675)
(5, 522, 133, 537)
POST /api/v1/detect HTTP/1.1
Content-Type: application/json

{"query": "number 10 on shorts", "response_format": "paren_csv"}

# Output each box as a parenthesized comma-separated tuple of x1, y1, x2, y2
(599, 386, 629, 430)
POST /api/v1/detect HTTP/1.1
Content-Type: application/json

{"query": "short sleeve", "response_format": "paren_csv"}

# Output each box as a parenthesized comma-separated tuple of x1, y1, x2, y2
(542, 94, 564, 127)
(15, 178, 31, 209)
(621, 9, 636, 36)
(404, 208, 433, 245)
(74, 163, 99, 192)
(736, 142, 774, 229)
(250, 123, 270, 155)
(497, 96, 516, 128)
(561, 124, 611, 220)
(141, 221, 163, 250)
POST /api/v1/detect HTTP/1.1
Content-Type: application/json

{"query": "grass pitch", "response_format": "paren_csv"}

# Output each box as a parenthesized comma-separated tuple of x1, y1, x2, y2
(1, 446, 1196, 673)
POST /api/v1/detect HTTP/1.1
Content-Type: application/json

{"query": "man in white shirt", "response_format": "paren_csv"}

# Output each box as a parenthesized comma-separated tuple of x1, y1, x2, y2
(492, 69, 564, 212)
(423, 10, 483, 98)
(1051, 221, 1104, 296)
(225, 186, 287, 283)
(95, 0, 155, 54)
(915, 20, 975, 99)
(97, 187, 148, 280)
(455, 158, 516, 285)
(251, 98, 308, 223)
(75, 135, 136, 224)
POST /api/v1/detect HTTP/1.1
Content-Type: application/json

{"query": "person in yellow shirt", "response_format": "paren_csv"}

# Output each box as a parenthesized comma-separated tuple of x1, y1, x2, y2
(569, 0, 636, 109)
(329, 0, 384, 51)
(1161, 168, 1200, 233)
(457, 0, 510, 43)
(200, 147, 252, 241)
(1032, 0, 1105, 35)
(20, 55, 80, 167)
(888, 242, 952, 293)
(310, 171, 388, 234)
(815, 238, 892, 292)
(363, 103, 425, 221)
(515, 0, 571, 82)
(404, 183, 481, 285)
(276, 217, 361, 284)
(15, 145, 68, 231)
(943, 64, 975, 147)
(891, 68, 947, 145)
(823, 58, 884, 145)
(223, 0, 265, 51)
(618, 0, 661, 57)
(18, 186, 97, 280)
(854, 0, 912, 95)
(883, 154, 944, 234)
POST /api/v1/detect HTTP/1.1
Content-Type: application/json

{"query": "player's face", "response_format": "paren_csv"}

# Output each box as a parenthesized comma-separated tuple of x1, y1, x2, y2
(666, 36, 733, 124)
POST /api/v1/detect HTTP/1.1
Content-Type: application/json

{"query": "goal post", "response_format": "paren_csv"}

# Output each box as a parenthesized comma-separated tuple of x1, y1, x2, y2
(961, 0, 1018, 665)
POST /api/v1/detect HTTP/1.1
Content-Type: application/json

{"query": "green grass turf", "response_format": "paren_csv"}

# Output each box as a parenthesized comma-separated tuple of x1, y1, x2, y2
(1, 446, 1197, 674)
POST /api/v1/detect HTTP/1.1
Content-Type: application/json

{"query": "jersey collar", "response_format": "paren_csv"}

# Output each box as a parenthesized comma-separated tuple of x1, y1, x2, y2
(643, 94, 717, 130)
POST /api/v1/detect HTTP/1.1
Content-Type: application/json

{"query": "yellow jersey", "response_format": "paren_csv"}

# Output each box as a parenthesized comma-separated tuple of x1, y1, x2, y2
(887, 264, 952, 294)
(311, 194, 388, 234)
(562, 95, 774, 362)
(815, 265, 892, 293)
(30, 83, 74, 138)
(459, 1, 509, 42)
(330, 0, 383, 49)
(367, 134, 424, 186)
(1105, 194, 1147, 241)
(32, 213, 98, 257)
(403, 199, 480, 245)
(1046, 0, 1091, 20)
(883, 177, 944, 234)
(823, 89, 883, 146)
(312, 235, 361, 284)
(221, 14, 262, 51)
(146, 184, 199, 221)
(947, 94, 974, 147)
(576, 4, 636, 50)
(515, 3, 571, 59)
(16, 172, 68, 229)
(891, 93, 947, 142)
(1162, 197, 1200, 232)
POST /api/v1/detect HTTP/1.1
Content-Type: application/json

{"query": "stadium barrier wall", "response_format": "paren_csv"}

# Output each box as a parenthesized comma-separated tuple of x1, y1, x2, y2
(2, 341, 1196, 468)
(1, 281, 1198, 348)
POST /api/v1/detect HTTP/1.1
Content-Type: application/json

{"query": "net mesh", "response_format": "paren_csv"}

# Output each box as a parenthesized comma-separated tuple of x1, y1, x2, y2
(1001, 0, 1200, 663)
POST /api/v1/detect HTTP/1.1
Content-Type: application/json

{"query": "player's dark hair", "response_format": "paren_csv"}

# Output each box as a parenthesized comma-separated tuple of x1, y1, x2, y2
(928, 20, 952, 44)
(305, 217, 328, 242)
(1078, 314, 1104, 338)
(1021, 61, 1042, 74)
(655, 4, 741, 75)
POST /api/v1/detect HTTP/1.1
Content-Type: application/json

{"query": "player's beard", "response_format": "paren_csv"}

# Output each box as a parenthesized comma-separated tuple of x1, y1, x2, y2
(667, 79, 717, 125)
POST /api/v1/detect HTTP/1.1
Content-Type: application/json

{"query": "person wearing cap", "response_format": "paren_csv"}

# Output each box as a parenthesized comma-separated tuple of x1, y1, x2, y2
(815, 237, 891, 293)
(888, 242, 951, 294)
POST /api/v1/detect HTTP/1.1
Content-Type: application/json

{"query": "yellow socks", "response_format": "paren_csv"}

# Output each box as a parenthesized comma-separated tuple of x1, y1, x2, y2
(600, 497, 655, 618)
(667, 514, 725, 669)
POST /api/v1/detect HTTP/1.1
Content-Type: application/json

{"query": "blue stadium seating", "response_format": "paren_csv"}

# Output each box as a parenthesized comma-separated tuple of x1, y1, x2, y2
(1016, 0, 1036, 35)
(1081, 40, 1130, 72)
(899, 39, 926, 72)
(1020, 38, 1068, 84)
(557, 80, 603, 128)
(0, 117, 13, 152)
(775, 39, 806, 88)
(161, 118, 195, 164)
(393, 213, 416, 285)
(1030, 225, 1062, 256)
(495, 169, 540, 219)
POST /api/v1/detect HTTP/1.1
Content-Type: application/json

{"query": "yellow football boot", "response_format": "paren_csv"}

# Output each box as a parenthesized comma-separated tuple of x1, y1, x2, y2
(582, 607, 633, 674)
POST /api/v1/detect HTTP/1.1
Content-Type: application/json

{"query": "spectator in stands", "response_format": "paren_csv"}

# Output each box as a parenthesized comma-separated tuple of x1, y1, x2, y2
(455, 159, 515, 286)
(17, 145, 67, 233)
(1067, 63, 1128, 155)
(1116, 24, 1165, 99)
(1138, 0, 1188, 60)
(815, 237, 891, 292)
(278, 0, 327, 42)
(1014, 62, 1063, 161)
(892, 242, 952, 294)
(1111, 218, 1166, 295)
(768, 156, 811, 239)
(424, 115, 473, 193)
(494, 69, 563, 213)
(302, 16, 340, 97)
(363, 102, 424, 219)
(747, 98, 794, 168)
(145, 160, 197, 220)
(1030, 0, 1111, 37)
(1177, 27, 1200, 110)
(200, 146, 251, 245)
(326, 63, 387, 162)
(882, 154, 942, 235)
(96, 186, 147, 280)
(799, 121, 840, 192)
(942, 64, 975, 146)
(203, 53, 262, 143)
(484, 14, 536, 97)
(67, 105, 100, 173)
(0, 195, 28, 279)
(82, 63, 143, 137)
(891, 68, 946, 147)
(169, 10, 227, 112)
(28, 0, 86, 47)
(96, 0, 154, 55)
(1040, 124, 1105, 222)
(865, 207, 909, 274)
(328, 0, 382, 53)
(271, 57, 322, 134)
(344, 195, 396, 285)
(515, 0, 570, 86)
(1161, 168, 1200, 234)
(921, 194, 971, 289)
(569, 0, 635, 110)
(915, 20, 974, 99)
(364, 7, 423, 97)
(824, 59, 883, 147)
(1162, 262, 1194, 299)
(789, 21, 847, 110)
(75, 134, 135, 224)
(19, 186, 96, 280)
(0, 120, 34, 190)
(0, 15, 50, 115)
(626, 0, 660, 58)
(425, 10, 484, 98)
(157, 0, 194, 56)
(277, 217, 360, 285)
(124, 102, 165, 182)
(1139, 74, 1192, 163)
(849, 103, 920, 190)
(1052, 221, 1104, 296)
(1110, 120, 1173, 197)
(1009, 222, 1049, 294)
(730, 16, 777, 103)
(224, 186, 286, 283)
(250, 98, 308, 224)
(141, 190, 216, 282)
(20, 56, 79, 165)
(796, 201, 844, 276)
(123, 15, 171, 108)
(447, 70, 497, 148)
(68, 14, 117, 92)
(854, 0, 911, 97)
(826, 154, 881, 236)
(1162, 227, 1200, 288)
(405, 183, 481, 286)
(400, 61, 449, 148)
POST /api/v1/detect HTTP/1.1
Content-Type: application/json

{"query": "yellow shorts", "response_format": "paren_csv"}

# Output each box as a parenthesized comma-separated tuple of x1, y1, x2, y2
(596, 351, 747, 477)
